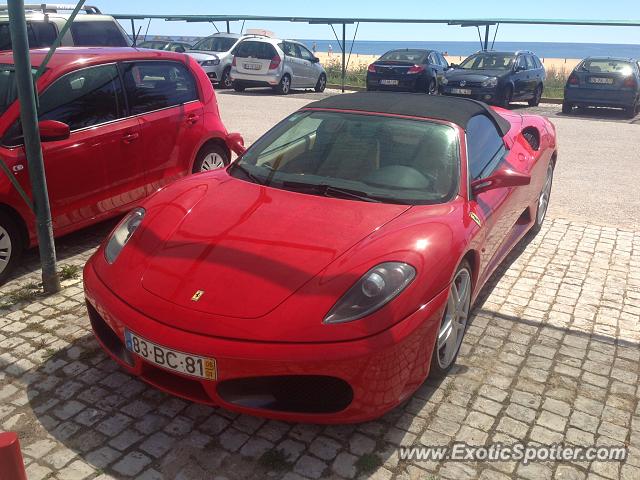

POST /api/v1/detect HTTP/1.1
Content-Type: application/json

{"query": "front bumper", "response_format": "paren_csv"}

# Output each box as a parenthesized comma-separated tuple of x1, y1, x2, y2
(199, 63, 224, 82)
(440, 85, 500, 103)
(83, 260, 448, 423)
(564, 86, 637, 108)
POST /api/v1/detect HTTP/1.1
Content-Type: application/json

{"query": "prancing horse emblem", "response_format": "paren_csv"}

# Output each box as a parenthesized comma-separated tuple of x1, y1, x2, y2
(191, 290, 205, 302)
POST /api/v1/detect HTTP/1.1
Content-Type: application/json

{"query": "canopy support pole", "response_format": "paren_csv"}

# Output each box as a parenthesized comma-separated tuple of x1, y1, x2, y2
(7, 0, 60, 293)
(484, 24, 490, 50)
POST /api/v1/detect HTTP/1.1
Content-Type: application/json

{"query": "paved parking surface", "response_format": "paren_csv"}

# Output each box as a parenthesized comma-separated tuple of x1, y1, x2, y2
(1, 92, 639, 480)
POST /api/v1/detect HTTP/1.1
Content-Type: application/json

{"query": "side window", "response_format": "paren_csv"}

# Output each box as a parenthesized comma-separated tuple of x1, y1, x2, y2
(296, 45, 315, 62)
(516, 56, 527, 70)
(38, 63, 123, 131)
(466, 115, 506, 180)
(439, 53, 449, 68)
(283, 42, 297, 58)
(427, 53, 437, 65)
(533, 56, 543, 69)
(122, 61, 198, 115)
(525, 55, 536, 70)
(70, 21, 128, 47)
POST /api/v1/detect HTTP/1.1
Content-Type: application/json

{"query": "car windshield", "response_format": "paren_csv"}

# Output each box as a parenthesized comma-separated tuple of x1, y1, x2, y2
(379, 50, 428, 63)
(580, 59, 634, 75)
(192, 36, 237, 52)
(460, 53, 515, 70)
(230, 111, 460, 205)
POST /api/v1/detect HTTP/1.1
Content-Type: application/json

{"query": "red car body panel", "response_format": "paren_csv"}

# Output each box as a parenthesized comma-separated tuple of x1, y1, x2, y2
(84, 103, 557, 422)
(0, 47, 244, 247)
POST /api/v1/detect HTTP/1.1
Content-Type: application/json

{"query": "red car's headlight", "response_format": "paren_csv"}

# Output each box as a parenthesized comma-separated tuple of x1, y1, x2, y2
(104, 208, 145, 264)
(323, 262, 416, 324)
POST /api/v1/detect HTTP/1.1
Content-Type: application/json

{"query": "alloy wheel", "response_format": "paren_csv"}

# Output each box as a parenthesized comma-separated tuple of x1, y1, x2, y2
(282, 76, 290, 94)
(200, 152, 226, 171)
(222, 70, 233, 88)
(437, 268, 471, 369)
(317, 75, 326, 92)
(537, 164, 554, 225)
(0, 225, 12, 276)
(428, 79, 437, 95)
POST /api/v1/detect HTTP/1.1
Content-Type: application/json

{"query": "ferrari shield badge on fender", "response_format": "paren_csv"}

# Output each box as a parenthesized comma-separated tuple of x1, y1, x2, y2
(469, 212, 482, 227)
(191, 290, 205, 302)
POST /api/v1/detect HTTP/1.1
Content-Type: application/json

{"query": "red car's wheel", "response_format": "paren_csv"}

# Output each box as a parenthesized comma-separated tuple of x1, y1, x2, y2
(0, 212, 23, 284)
(193, 144, 230, 173)
(429, 260, 472, 378)
(531, 162, 554, 234)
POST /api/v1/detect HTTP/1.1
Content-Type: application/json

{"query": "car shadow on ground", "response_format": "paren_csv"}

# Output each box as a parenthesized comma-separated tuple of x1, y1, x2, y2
(1, 218, 117, 292)
(23, 322, 465, 479)
(217, 88, 331, 100)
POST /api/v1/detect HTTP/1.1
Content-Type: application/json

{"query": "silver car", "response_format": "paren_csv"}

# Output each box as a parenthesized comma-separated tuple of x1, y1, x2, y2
(230, 37, 327, 94)
(187, 33, 243, 88)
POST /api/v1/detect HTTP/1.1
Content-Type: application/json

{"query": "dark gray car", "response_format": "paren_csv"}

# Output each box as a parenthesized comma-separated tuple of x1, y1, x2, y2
(563, 57, 640, 118)
(440, 50, 545, 107)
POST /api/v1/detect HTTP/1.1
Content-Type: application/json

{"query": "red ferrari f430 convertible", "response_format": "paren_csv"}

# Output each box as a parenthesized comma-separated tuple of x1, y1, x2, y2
(84, 93, 557, 423)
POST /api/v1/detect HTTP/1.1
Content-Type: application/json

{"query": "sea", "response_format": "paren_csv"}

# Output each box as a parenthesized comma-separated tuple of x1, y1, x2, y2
(297, 40, 640, 59)
(161, 34, 640, 59)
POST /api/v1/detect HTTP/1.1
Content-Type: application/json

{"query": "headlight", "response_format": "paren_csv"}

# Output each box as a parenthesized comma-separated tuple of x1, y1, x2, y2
(200, 59, 220, 66)
(323, 262, 416, 324)
(104, 208, 145, 264)
(481, 77, 498, 88)
(441, 77, 449, 85)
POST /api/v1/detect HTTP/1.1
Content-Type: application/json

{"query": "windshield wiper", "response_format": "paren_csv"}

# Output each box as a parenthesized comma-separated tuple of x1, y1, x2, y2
(233, 163, 264, 185)
(281, 181, 382, 203)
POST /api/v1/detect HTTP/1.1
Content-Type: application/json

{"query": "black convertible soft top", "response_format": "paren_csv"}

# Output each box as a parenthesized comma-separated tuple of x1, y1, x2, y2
(305, 92, 511, 137)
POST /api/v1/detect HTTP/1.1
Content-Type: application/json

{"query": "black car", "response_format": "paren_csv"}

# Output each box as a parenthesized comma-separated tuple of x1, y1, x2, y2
(441, 50, 545, 107)
(366, 49, 448, 94)
(563, 57, 640, 117)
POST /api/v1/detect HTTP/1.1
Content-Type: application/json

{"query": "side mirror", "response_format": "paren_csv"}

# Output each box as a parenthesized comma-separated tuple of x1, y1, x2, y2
(175, 46, 186, 53)
(226, 132, 246, 156)
(39, 120, 70, 142)
(311, 56, 320, 63)
(470, 169, 530, 196)
(515, 65, 527, 72)
(449, 63, 458, 69)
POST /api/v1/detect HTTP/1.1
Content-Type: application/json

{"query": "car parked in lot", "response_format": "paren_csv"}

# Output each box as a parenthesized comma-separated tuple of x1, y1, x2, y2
(563, 57, 640, 117)
(84, 92, 557, 423)
(0, 3, 130, 50)
(137, 40, 193, 53)
(186, 33, 244, 89)
(230, 37, 327, 94)
(366, 48, 448, 94)
(441, 50, 545, 107)
(0, 47, 244, 283)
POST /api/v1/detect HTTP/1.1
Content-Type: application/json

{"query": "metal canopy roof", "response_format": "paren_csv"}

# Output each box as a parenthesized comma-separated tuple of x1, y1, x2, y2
(111, 14, 640, 27)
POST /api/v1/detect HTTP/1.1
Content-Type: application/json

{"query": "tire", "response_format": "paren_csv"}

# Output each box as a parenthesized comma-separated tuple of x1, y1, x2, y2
(429, 260, 472, 379)
(275, 74, 291, 95)
(314, 73, 326, 93)
(192, 143, 230, 173)
(0, 212, 24, 285)
(427, 77, 438, 95)
(530, 161, 554, 235)
(219, 67, 233, 89)
(624, 103, 637, 119)
(500, 85, 513, 108)
(232, 81, 245, 92)
(528, 84, 543, 106)
(561, 102, 573, 114)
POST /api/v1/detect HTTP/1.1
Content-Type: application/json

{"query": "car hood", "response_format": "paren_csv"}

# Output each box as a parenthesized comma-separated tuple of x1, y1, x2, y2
(186, 51, 220, 62)
(140, 175, 410, 319)
(445, 69, 508, 82)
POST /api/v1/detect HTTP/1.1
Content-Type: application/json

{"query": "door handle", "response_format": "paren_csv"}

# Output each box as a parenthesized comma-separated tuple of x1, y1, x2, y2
(186, 114, 200, 125)
(122, 132, 139, 143)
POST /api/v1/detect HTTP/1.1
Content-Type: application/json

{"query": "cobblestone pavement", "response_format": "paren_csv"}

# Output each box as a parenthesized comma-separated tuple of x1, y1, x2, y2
(1, 217, 639, 480)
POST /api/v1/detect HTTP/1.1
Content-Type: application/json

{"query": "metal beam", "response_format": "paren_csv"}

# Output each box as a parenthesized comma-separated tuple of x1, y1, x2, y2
(8, 0, 60, 293)
(484, 24, 490, 51)
(111, 14, 640, 28)
(341, 23, 346, 93)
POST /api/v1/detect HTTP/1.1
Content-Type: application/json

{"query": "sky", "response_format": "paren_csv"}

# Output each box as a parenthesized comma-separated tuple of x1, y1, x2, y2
(105, 0, 640, 44)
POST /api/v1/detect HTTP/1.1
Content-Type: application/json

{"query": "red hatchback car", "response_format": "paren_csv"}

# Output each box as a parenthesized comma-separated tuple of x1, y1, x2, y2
(0, 47, 244, 282)
(85, 93, 557, 423)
